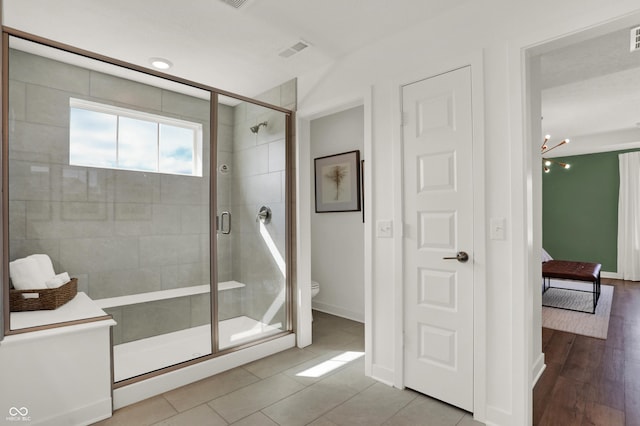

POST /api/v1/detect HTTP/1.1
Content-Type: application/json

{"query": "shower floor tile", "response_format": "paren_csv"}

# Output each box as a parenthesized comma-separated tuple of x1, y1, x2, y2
(114, 316, 282, 382)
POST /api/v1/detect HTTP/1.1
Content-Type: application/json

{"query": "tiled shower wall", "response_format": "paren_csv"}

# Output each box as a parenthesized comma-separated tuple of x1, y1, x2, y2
(8, 49, 212, 343)
(230, 81, 295, 326)
(216, 104, 234, 284)
(216, 103, 244, 322)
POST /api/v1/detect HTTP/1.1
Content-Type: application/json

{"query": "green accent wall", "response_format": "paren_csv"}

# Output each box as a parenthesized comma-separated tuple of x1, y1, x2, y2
(543, 149, 640, 272)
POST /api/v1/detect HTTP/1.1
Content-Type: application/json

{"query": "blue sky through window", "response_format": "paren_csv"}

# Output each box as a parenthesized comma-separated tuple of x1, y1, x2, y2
(69, 99, 201, 176)
(70, 108, 117, 168)
(119, 117, 157, 172)
(160, 124, 194, 175)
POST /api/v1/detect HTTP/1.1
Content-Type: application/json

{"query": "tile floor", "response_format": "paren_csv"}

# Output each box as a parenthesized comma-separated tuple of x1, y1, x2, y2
(94, 311, 482, 426)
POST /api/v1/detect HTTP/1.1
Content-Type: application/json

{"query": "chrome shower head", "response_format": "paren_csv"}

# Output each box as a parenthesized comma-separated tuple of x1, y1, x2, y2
(250, 121, 268, 134)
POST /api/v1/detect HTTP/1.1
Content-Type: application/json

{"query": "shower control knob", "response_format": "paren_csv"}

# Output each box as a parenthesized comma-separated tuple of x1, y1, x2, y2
(256, 206, 271, 224)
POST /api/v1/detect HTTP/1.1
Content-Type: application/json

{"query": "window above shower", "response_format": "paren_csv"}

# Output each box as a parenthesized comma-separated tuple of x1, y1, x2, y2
(69, 98, 203, 177)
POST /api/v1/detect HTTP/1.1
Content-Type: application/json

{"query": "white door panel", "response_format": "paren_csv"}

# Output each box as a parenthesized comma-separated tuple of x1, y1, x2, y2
(403, 66, 474, 411)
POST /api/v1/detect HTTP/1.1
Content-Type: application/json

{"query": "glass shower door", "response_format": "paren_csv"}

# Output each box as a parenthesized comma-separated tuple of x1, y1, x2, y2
(6, 37, 213, 381)
(216, 97, 289, 350)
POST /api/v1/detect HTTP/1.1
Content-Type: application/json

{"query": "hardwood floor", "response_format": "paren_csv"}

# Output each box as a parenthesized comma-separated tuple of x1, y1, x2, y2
(534, 278, 640, 425)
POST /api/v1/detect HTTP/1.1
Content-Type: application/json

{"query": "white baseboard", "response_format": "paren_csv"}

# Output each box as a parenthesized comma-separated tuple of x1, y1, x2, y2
(312, 301, 364, 323)
(532, 353, 546, 388)
(485, 405, 513, 426)
(32, 398, 112, 426)
(370, 363, 395, 386)
(602, 271, 621, 279)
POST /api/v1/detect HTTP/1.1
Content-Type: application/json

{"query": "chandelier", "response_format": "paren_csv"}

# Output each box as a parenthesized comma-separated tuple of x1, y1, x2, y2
(541, 135, 570, 173)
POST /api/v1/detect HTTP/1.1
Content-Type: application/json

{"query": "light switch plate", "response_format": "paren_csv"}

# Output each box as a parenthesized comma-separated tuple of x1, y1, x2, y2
(376, 220, 393, 238)
(490, 217, 506, 240)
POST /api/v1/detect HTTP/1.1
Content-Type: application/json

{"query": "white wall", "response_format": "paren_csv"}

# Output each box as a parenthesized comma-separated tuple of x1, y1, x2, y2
(310, 106, 364, 322)
(296, 1, 640, 425)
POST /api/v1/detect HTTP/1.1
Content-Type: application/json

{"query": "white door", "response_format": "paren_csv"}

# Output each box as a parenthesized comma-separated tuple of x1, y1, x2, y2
(402, 66, 474, 411)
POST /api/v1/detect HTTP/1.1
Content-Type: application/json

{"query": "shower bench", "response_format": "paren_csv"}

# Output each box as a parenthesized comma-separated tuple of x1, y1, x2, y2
(542, 260, 601, 314)
(94, 281, 245, 309)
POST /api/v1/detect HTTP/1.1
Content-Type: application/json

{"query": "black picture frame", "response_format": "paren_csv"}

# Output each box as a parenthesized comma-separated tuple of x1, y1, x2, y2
(314, 150, 361, 213)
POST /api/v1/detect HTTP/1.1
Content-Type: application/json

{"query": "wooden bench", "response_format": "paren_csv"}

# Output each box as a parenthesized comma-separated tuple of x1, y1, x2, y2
(542, 260, 601, 314)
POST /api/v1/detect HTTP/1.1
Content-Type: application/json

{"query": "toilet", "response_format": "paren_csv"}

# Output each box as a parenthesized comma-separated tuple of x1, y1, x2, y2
(311, 280, 320, 298)
(311, 280, 320, 320)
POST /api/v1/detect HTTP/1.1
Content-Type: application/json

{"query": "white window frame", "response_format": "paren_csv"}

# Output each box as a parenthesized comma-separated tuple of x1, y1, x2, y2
(69, 97, 203, 177)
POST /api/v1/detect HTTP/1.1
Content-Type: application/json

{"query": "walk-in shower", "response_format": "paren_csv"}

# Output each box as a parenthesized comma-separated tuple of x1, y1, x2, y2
(4, 35, 294, 384)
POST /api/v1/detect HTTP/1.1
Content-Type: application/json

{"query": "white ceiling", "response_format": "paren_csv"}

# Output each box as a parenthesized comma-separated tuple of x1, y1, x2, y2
(5, 0, 639, 156)
(3, 0, 469, 99)
(539, 27, 640, 157)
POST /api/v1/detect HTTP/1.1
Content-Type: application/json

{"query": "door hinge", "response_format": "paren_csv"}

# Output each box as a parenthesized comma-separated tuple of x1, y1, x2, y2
(401, 111, 409, 127)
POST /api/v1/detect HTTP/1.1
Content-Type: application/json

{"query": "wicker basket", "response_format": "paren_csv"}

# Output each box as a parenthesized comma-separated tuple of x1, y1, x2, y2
(9, 278, 78, 312)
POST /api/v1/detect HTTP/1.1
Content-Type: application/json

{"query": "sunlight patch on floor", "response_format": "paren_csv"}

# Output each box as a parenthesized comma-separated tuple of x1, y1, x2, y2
(296, 351, 364, 378)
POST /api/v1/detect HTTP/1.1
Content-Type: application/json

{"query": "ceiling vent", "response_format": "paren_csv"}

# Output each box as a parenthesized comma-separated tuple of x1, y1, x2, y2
(278, 40, 310, 58)
(219, 0, 251, 9)
(631, 26, 640, 52)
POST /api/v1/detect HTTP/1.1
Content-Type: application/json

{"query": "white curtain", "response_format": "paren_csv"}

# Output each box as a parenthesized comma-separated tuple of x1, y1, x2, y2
(617, 151, 640, 280)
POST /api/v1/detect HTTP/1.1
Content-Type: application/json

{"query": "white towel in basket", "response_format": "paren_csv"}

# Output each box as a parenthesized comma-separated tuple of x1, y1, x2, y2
(9, 256, 49, 290)
(46, 272, 71, 289)
(29, 254, 57, 280)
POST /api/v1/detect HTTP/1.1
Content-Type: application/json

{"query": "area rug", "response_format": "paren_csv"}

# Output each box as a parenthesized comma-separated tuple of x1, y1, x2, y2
(541, 280, 613, 339)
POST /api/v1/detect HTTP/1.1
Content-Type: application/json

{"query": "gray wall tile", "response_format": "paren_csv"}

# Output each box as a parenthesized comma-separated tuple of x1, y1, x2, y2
(9, 201, 26, 240)
(90, 72, 162, 111)
(60, 237, 138, 273)
(217, 122, 234, 153)
(235, 144, 269, 177)
(162, 90, 210, 121)
(139, 235, 181, 267)
(9, 80, 26, 122)
(114, 171, 160, 203)
(89, 268, 162, 299)
(257, 110, 286, 145)
(120, 297, 191, 343)
(233, 173, 282, 205)
(10, 49, 90, 95)
(10, 161, 60, 202)
(62, 167, 112, 202)
(190, 293, 212, 327)
(218, 104, 234, 126)
(268, 140, 286, 172)
(26, 84, 70, 127)
(160, 175, 205, 204)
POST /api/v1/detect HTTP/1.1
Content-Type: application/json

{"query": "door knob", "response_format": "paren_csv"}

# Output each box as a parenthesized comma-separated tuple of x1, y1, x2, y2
(443, 251, 469, 263)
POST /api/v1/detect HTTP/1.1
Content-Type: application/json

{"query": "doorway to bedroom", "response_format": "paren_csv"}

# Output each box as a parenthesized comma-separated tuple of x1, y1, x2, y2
(528, 15, 640, 424)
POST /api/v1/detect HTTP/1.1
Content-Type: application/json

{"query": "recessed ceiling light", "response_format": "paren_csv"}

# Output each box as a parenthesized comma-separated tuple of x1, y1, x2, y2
(149, 57, 172, 70)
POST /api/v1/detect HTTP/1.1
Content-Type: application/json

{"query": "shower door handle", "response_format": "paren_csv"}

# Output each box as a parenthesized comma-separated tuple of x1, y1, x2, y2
(220, 211, 231, 234)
